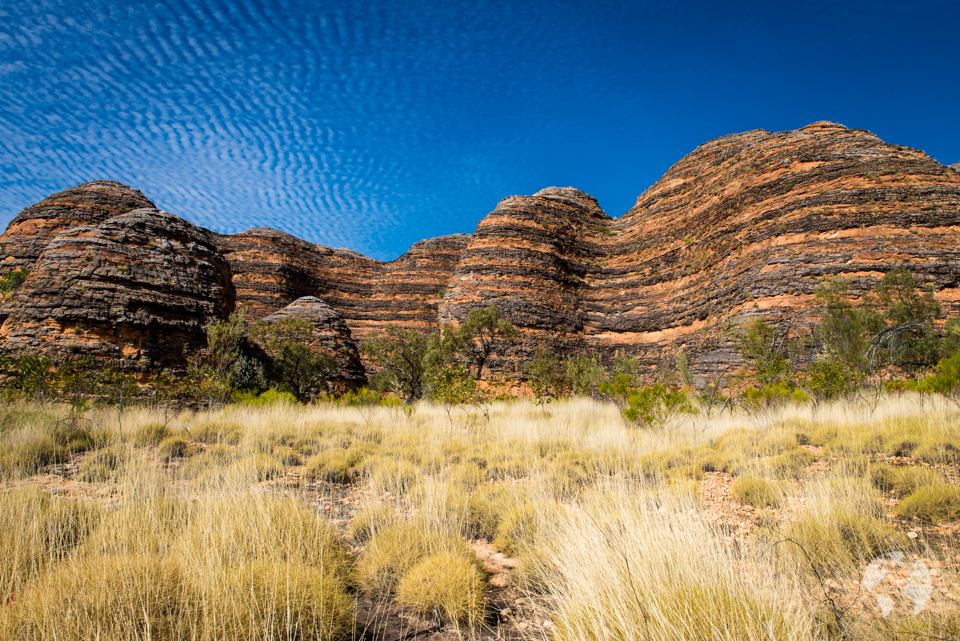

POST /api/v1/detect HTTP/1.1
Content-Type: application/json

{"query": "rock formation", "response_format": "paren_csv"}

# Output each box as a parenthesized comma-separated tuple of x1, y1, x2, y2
(0, 208, 234, 370)
(2, 122, 959, 383)
(439, 123, 960, 380)
(0, 181, 155, 273)
(216, 229, 470, 340)
(254, 296, 365, 391)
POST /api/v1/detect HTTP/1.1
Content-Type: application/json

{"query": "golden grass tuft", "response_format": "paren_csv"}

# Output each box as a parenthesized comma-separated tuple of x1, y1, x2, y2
(895, 483, 960, 522)
(730, 474, 784, 508)
(395, 551, 487, 628)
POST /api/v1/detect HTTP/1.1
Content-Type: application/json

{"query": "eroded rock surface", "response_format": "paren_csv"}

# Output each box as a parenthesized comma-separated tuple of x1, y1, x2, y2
(0, 181, 155, 273)
(441, 123, 960, 381)
(0, 208, 234, 370)
(2, 123, 959, 383)
(217, 229, 471, 340)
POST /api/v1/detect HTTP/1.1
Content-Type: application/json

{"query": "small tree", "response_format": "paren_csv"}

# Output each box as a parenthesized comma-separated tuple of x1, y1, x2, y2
(455, 307, 519, 379)
(272, 342, 337, 401)
(524, 348, 567, 407)
(0, 267, 30, 294)
(737, 319, 792, 385)
(813, 278, 881, 376)
(361, 325, 435, 402)
(206, 312, 247, 381)
(866, 268, 942, 369)
(429, 363, 481, 425)
(622, 383, 696, 428)
(565, 354, 606, 397)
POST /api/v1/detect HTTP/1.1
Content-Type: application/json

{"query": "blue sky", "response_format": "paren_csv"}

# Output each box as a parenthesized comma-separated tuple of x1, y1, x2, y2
(1, 0, 957, 260)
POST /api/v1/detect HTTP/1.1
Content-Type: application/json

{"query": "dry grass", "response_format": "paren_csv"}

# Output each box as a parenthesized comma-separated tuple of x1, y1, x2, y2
(0, 394, 957, 639)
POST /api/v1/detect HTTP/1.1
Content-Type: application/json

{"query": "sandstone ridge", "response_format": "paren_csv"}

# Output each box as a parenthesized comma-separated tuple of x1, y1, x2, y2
(2, 122, 959, 382)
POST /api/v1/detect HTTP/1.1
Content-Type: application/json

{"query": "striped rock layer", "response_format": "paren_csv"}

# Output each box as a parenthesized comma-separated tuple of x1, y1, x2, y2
(1, 122, 958, 380)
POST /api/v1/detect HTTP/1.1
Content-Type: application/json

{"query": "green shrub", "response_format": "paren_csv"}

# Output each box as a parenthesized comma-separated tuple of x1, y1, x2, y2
(895, 484, 960, 522)
(730, 475, 783, 508)
(0, 267, 30, 292)
(395, 551, 487, 628)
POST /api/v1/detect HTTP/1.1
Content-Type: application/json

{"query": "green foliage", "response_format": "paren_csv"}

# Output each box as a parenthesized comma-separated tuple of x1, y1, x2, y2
(361, 324, 435, 402)
(600, 373, 697, 428)
(206, 312, 247, 381)
(741, 382, 796, 409)
(806, 357, 862, 400)
(524, 348, 567, 404)
(429, 362, 481, 408)
(913, 350, 960, 399)
(235, 388, 299, 406)
(564, 354, 606, 396)
(0, 354, 52, 400)
(736, 319, 792, 385)
(0, 267, 30, 292)
(814, 277, 882, 374)
(248, 317, 337, 400)
(271, 341, 336, 400)
(625, 383, 695, 427)
(598, 372, 636, 417)
(229, 353, 268, 392)
(871, 267, 941, 326)
(455, 306, 519, 379)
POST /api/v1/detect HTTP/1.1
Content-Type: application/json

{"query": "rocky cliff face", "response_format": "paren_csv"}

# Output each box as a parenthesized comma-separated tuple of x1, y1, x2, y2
(217, 229, 471, 340)
(0, 208, 234, 370)
(0, 181, 155, 274)
(2, 122, 958, 382)
(440, 122, 960, 381)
